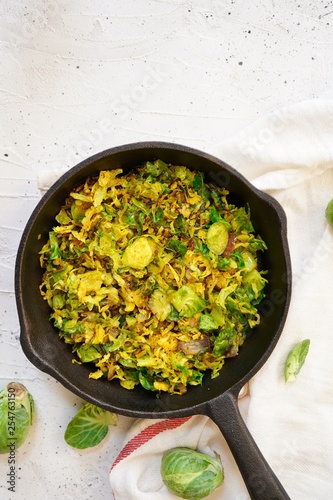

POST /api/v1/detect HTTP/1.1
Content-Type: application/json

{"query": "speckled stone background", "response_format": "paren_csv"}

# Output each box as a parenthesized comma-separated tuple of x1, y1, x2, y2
(1, 1, 333, 499)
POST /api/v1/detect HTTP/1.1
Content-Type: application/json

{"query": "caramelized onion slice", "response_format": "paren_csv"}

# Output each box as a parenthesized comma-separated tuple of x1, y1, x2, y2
(178, 337, 211, 355)
(222, 234, 238, 258)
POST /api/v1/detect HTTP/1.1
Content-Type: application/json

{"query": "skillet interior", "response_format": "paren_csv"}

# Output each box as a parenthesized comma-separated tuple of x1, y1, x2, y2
(16, 142, 291, 417)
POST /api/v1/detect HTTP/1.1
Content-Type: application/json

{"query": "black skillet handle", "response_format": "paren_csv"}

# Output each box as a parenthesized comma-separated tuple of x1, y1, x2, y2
(205, 389, 291, 500)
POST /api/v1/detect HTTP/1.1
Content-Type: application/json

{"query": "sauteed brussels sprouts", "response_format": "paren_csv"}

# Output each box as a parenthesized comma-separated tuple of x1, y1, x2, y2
(40, 160, 267, 394)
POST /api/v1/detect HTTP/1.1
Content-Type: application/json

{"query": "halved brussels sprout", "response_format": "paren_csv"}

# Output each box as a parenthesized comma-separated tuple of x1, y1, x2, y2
(122, 236, 156, 269)
(206, 222, 229, 255)
(149, 288, 172, 321)
(171, 285, 206, 318)
(243, 268, 266, 299)
(242, 250, 257, 273)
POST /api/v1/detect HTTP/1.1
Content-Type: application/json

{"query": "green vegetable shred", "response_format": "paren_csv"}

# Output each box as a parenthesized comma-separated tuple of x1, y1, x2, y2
(40, 160, 268, 394)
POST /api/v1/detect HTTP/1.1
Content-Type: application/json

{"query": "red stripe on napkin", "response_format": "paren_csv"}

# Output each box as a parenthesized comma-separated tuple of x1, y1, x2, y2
(111, 417, 191, 471)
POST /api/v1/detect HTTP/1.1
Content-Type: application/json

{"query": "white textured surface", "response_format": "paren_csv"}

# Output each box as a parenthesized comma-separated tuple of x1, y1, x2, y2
(1, 1, 333, 499)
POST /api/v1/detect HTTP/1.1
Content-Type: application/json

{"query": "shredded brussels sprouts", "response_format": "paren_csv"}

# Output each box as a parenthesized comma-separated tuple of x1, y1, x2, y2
(40, 160, 267, 395)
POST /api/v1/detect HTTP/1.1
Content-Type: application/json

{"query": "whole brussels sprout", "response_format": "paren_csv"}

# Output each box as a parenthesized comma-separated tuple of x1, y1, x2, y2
(0, 382, 34, 454)
(161, 447, 224, 499)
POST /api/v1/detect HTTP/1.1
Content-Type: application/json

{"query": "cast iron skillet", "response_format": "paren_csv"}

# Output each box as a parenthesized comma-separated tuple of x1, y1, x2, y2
(15, 142, 292, 499)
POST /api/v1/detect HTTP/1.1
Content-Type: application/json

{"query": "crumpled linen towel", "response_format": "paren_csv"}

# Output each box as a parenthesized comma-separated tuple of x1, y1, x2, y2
(38, 99, 333, 500)
(109, 415, 248, 500)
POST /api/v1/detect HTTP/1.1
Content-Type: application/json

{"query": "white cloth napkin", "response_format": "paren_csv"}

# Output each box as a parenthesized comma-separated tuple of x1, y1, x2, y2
(38, 99, 333, 499)
(109, 414, 249, 500)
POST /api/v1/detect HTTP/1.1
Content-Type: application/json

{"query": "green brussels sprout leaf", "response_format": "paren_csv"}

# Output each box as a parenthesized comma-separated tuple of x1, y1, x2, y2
(161, 447, 224, 499)
(0, 382, 34, 454)
(284, 339, 310, 383)
(149, 288, 172, 321)
(243, 269, 266, 299)
(198, 314, 218, 331)
(211, 305, 225, 327)
(241, 250, 257, 272)
(76, 344, 102, 363)
(325, 199, 333, 226)
(49, 231, 61, 260)
(64, 403, 118, 449)
(167, 238, 188, 258)
(192, 173, 211, 201)
(171, 286, 206, 318)
(145, 159, 169, 177)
